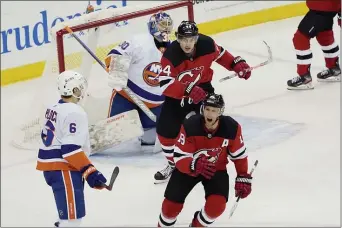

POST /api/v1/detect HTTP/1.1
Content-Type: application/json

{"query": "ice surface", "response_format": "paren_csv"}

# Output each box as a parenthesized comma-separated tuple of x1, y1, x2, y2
(1, 16, 340, 227)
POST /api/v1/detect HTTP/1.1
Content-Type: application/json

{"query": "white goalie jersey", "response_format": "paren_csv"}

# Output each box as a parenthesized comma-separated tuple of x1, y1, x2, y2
(105, 33, 167, 107)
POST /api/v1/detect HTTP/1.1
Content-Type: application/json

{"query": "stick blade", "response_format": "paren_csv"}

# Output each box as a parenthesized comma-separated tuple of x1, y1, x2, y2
(105, 166, 120, 191)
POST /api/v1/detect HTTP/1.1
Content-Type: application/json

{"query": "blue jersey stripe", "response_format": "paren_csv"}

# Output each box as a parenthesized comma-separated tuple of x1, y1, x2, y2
(61, 144, 81, 156)
(127, 79, 164, 102)
(38, 149, 62, 160)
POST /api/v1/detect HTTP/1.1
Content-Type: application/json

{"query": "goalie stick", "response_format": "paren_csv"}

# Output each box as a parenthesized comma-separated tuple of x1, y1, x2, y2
(101, 166, 120, 191)
(64, 26, 157, 123)
(219, 41, 273, 82)
(229, 160, 259, 218)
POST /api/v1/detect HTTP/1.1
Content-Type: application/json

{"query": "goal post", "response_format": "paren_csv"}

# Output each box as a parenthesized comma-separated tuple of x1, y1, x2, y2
(56, 1, 194, 73)
(12, 0, 194, 151)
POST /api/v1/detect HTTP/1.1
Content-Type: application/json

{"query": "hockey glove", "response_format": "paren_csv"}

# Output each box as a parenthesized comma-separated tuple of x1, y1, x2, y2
(338, 13, 341, 27)
(231, 56, 251, 80)
(106, 54, 132, 91)
(81, 164, 107, 189)
(190, 154, 216, 179)
(235, 174, 252, 199)
(185, 83, 207, 104)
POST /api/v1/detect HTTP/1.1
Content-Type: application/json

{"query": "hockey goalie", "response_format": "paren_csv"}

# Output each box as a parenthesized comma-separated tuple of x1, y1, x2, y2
(89, 11, 174, 154)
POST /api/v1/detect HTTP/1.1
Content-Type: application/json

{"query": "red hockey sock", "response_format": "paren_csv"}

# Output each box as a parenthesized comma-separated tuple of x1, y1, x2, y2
(158, 198, 183, 227)
(316, 30, 339, 68)
(158, 134, 175, 165)
(293, 30, 312, 76)
(191, 195, 226, 227)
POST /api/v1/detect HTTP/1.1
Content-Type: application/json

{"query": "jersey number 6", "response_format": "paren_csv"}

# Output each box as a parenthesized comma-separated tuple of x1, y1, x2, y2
(41, 122, 77, 147)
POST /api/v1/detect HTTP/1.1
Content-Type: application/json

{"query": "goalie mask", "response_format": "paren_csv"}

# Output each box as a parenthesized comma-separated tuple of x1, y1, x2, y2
(148, 11, 173, 42)
(57, 70, 88, 102)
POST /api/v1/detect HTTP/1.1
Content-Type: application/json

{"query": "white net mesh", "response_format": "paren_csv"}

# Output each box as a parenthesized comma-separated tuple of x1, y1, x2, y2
(12, 1, 191, 150)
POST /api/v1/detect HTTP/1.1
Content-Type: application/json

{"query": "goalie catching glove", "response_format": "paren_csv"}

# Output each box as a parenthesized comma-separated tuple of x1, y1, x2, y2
(106, 54, 132, 91)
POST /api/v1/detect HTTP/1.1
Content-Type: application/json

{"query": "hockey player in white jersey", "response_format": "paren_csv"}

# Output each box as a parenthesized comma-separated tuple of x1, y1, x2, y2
(36, 70, 107, 227)
(104, 11, 173, 146)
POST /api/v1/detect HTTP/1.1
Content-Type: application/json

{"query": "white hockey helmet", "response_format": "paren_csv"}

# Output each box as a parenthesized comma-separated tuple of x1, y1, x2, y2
(57, 70, 88, 101)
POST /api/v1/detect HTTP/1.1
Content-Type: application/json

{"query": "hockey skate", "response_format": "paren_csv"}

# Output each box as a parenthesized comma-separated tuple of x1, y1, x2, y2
(154, 164, 174, 184)
(317, 61, 341, 82)
(287, 72, 314, 90)
(189, 211, 200, 227)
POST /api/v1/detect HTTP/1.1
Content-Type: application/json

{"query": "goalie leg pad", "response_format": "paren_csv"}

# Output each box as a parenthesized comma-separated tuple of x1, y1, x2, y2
(140, 128, 157, 145)
(89, 110, 144, 154)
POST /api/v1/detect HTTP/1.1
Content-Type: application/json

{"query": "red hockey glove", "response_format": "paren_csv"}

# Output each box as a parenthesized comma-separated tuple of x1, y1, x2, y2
(338, 13, 341, 27)
(235, 174, 252, 198)
(190, 155, 216, 179)
(231, 56, 251, 80)
(185, 84, 207, 104)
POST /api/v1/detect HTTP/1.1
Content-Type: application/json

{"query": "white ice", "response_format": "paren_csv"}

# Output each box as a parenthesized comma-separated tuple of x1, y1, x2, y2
(1, 16, 340, 227)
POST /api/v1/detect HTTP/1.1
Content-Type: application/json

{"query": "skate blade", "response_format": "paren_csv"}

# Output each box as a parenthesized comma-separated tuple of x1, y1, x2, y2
(287, 83, 314, 90)
(154, 177, 170, 184)
(317, 76, 341, 82)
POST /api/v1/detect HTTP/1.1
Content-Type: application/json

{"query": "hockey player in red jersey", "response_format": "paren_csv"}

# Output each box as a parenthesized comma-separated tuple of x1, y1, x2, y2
(154, 21, 252, 183)
(287, 0, 341, 90)
(157, 93, 252, 227)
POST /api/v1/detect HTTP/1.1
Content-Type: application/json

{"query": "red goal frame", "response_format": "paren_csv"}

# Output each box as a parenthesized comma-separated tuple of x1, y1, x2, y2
(55, 0, 194, 73)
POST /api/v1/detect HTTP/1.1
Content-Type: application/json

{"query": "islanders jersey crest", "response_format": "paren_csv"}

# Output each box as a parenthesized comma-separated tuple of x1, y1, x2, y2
(142, 62, 162, 87)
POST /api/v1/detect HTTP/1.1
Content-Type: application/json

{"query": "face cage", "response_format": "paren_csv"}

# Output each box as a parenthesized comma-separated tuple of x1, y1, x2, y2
(151, 17, 173, 42)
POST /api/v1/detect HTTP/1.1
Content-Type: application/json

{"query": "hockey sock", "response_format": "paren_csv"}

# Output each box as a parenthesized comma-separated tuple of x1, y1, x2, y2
(191, 195, 226, 227)
(157, 134, 175, 166)
(293, 30, 312, 76)
(158, 198, 183, 227)
(316, 30, 340, 68)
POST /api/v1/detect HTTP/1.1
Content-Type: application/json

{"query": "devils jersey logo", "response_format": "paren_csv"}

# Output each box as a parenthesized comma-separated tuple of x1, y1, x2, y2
(193, 147, 223, 163)
(177, 66, 204, 95)
(177, 66, 204, 84)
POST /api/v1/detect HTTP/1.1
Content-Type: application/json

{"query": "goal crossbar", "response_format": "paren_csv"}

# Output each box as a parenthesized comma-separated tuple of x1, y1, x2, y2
(56, 0, 194, 73)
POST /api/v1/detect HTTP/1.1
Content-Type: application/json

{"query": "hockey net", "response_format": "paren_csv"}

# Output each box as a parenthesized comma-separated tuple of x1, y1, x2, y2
(12, 1, 194, 150)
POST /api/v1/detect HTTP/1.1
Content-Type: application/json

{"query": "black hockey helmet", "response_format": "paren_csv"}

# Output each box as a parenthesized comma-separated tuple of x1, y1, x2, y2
(201, 93, 225, 115)
(175, 20, 199, 38)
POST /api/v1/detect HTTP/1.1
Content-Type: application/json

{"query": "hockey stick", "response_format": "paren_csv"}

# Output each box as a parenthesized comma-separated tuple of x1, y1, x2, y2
(229, 160, 259, 218)
(219, 41, 273, 82)
(101, 166, 120, 191)
(64, 26, 157, 122)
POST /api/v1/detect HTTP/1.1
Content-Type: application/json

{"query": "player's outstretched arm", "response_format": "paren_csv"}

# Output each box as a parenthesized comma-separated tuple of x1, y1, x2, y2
(61, 112, 107, 189)
(213, 41, 252, 80)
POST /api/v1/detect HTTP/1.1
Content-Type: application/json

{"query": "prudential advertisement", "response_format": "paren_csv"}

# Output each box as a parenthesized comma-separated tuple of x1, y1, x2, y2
(1, 0, 127, 85)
